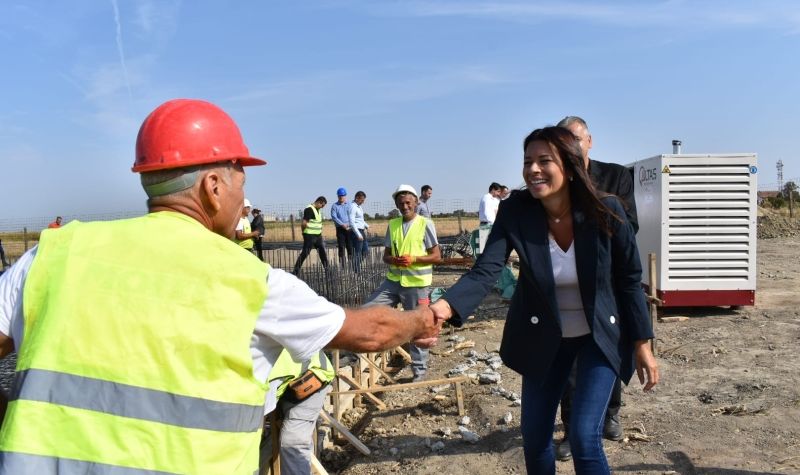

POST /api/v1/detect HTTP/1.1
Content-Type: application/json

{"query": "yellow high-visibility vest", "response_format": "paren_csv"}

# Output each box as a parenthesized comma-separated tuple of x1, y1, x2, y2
(0, 212, 269, 474)
(387, 216, 433, 287)
(269, 350, 335, 399)
(303, 205, 323, 235)
(237, 217, 254, 249)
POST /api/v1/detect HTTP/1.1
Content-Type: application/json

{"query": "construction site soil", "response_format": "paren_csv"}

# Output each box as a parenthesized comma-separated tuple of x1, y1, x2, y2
(0, 210, 798, 474)
(322, 215, 800, 474)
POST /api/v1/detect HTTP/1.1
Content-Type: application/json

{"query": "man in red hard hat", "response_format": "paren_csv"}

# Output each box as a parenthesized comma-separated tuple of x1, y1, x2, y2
(0, 99, 445, 474)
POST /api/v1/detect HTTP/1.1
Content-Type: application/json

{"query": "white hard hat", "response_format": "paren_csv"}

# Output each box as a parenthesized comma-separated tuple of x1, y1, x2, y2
(392, 184, 417, 200)
(243, 198, 252, 208)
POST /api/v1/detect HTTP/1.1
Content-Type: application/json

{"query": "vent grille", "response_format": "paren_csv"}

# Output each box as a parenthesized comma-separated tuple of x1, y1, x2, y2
(666, 163, 753, 282)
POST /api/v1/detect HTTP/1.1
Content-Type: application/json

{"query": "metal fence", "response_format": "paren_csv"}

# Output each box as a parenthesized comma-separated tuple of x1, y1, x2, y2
(0, 200, 482, 266)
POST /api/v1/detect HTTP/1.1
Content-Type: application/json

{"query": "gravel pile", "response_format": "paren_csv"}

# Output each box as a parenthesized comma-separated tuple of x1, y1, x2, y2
(757, 212, 800, 239)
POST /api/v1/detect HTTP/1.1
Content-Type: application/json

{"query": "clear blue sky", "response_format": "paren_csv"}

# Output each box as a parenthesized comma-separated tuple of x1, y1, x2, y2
(1, 1, 798, 220)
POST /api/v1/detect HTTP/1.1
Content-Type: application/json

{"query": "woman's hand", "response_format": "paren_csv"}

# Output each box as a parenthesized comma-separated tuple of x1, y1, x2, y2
(634, 340, 659, 391)
(429, 299, 453, 326)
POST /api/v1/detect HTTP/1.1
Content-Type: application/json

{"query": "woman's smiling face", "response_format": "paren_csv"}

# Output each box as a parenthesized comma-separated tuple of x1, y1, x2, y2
(523, 139, 570, 201)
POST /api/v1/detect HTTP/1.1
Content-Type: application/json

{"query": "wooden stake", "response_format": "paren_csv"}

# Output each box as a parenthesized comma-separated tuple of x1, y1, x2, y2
(310, 454, 329, 475)
(357, 353, 397, 384)
(337, 372, 387, 410)
(318, 411, 371, 455)
(331, 375, 469, 395)
(393, 346, 412, 363)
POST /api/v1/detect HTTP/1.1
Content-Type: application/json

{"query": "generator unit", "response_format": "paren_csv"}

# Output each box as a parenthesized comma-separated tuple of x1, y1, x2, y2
(629, 152, 758, 307)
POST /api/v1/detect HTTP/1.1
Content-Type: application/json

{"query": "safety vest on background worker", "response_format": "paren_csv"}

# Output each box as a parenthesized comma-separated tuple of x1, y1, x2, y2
(303, 204, 323, 235)
(0, 211, 269, 475)
(237, 216, 254, 249)
(387, 216, 433, 287)
(269, 350, 335, 400)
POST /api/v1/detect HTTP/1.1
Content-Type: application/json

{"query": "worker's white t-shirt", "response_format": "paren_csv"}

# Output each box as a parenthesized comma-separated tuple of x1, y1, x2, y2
(0, 247, 345, 414)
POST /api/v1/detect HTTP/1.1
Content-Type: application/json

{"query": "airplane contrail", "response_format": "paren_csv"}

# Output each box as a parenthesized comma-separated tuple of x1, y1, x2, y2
(111, 0, 133, 100)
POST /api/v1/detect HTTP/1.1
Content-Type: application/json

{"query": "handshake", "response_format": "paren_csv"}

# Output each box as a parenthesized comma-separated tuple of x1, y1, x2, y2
(411, 299, 455, 349)
(390, 254, 416, 267)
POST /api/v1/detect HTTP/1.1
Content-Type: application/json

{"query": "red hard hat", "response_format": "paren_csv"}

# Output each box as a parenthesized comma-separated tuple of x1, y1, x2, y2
(132, 99, 266, 173)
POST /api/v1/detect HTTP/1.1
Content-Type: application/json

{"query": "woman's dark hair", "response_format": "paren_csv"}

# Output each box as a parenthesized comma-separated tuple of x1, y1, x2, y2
(522, 126, 621, 235)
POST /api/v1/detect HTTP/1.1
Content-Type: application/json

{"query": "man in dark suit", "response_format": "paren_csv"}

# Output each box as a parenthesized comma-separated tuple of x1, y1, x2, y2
(250, 208, 266, 261)
(554, 116, 638, 460)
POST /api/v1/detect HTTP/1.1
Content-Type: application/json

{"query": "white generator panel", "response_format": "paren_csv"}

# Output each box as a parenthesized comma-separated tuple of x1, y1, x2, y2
(630, 153, 758, 307)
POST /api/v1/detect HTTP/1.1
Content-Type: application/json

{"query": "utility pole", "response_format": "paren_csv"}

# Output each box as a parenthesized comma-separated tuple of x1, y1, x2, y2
(777, 160, 784, 196)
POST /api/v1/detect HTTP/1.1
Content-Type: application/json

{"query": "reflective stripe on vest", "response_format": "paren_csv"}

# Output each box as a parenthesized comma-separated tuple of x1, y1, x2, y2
(9, 369, 263, 432)
(237, 217, 254, 249)
(269, 350, 335, 399)
(0, 452, 179, 475)
(0, 212, 269, 475)
(303, 205, 323, 235)
(387, 216, 433, 287)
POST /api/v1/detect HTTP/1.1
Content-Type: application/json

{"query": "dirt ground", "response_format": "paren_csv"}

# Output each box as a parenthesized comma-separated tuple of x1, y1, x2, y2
(322, 232, 800, 474)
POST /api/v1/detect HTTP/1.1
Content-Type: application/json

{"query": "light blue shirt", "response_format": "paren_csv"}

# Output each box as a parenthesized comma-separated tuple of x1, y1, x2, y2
(330, 201, 351, 227)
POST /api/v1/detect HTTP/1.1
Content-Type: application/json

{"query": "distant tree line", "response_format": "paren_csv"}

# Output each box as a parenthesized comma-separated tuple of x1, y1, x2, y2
(765, 181, 798, 209)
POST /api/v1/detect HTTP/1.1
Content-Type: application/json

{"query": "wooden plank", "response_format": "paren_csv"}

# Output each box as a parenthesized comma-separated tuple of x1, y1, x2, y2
(318, 410, 371, 455)
(310, 454, 329, 475)
(337, 372, 387, 410)
(269, 412, 281, 475)
(394, 346, 412, 363)
(357, 352, 398, 384)
(332, 350, 341, 438)
(455, 380, 465, 416)
(331, 375, 470, 396)
(354, 353, 363, 409)
(369, 352, 377, 391)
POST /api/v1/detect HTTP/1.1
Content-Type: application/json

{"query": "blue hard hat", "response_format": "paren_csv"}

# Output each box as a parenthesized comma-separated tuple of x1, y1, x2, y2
(337, 187, 347, 196)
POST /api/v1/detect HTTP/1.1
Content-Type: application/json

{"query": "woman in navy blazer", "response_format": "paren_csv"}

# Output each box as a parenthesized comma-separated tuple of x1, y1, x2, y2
(431, 126, 658, 474)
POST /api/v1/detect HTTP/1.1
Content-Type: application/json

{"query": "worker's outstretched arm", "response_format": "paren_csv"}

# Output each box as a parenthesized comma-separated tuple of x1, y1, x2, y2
(327, 306, 442, 353)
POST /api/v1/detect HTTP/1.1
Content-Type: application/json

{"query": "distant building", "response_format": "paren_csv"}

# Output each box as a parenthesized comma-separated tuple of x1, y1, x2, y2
(757, 191, 779, 205)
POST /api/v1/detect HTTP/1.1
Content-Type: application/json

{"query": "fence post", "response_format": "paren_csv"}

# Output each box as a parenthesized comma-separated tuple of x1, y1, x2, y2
(790, 191, 795, 219)
(457, 213, 463, 234)
(290, 215, 296, 242)
(23, 227, 28, 251)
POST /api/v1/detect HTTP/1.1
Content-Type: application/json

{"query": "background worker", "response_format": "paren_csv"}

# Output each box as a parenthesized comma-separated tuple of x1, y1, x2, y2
(554, 115, 639, 461)
(363, 184, 441, 382)
(417, 185, 433, 218)
(293, 196, 330, 275)
(47, 216, 62, 229)
(348, 191, 369, 272)
(0, 240, 8, 269)
(260, 349, 334, 475)
(478, 182, 503, 225)
(251, 207, 266, 261)
(330, 187, 353, 267)
(235, 198, 261, 253)
(0, 99, 445, 475)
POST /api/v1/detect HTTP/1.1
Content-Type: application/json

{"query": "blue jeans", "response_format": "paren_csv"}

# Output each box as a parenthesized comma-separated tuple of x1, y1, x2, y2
(350, 229, 368, 272)
(520, 335, 616, 475)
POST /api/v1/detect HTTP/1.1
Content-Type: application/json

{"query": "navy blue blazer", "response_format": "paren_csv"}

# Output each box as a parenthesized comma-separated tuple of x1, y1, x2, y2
(445, 191, 653, 385)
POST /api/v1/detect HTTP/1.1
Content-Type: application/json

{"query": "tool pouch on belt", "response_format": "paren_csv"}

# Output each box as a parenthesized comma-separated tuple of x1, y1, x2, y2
(285, 369, 327, 402)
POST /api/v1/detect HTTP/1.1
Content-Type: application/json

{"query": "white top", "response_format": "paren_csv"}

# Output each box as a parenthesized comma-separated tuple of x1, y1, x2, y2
(348, 202, 369, 239)
(0, 247, 345, 414)
(478, 193, 500, 224)
(549, 236, 590, 338)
